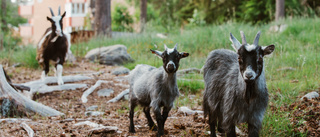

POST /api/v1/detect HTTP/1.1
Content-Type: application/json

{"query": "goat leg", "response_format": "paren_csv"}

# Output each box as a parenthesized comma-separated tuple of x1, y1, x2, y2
(226, 124, 236, 137)
(154, 108, 164, 137)
(209, 114, 217, 137)
(161, 106, 171, 129)
(248, 123, 260, 137)
(143, 107, 157, 131)
(217, 114, 224, 133)
(129, 101, 137, 133)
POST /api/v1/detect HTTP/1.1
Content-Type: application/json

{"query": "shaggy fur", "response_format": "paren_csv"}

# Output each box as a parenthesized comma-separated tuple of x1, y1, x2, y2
(203, 31, 274, 137)
(128, 44, 189, 136)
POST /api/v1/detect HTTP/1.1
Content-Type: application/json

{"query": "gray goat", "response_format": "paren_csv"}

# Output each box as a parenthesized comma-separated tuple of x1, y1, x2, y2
(203, 31, 275, 137)
(129, 44, 189, 136)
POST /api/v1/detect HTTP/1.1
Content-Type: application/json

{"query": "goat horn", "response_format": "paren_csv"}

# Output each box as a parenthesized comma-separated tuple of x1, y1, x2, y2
(164, 44, 168, 50)
(49, 7, 55, 16)
(253, 31, 261, 46)
(174, 43, 178, 50)
(240, 31, 247, 45)
(58, 6, 61, 15)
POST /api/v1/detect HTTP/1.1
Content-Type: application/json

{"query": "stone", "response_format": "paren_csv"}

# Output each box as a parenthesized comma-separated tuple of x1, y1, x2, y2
(1, 99, 16, 117)
(97, 89, 114, 97)
(86, 105, 98, 111)
(85, 111, 105, 116)
(301, 91, 319, 100)
(111, 67, 130, 75)
(85, 44, 134, 65)
(178, 106, 203, 115)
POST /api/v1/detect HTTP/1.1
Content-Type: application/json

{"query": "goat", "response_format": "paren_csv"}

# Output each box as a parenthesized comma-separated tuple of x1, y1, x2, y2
(128, 44, 189, 136)
(203, 31, 275, 137)
(36, 6, 68, 85)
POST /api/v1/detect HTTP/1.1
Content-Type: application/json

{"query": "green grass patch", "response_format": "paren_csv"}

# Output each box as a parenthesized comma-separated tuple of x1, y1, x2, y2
(1, 17, 320, 136)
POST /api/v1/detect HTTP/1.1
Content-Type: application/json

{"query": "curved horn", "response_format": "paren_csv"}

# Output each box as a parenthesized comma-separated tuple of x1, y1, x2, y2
(253, 31, 261, 46)
(58, 6, 61, 15)
(49, 7, 55, 16)
(174, 43, 178, 50)
(240, 31, 247, 45)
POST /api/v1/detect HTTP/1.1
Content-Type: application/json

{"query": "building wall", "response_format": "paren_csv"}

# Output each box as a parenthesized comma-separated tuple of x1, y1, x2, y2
(19, 0, 88, 45)
(32, 0, 67, 44)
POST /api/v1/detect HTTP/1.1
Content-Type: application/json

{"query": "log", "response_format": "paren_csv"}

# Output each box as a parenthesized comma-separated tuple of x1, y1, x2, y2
(0, 118, 31, 123)
(81, 80, 112, 103)
(107, 89, 129, 103)
(0, 65, 64, 116)
(21, 122, 34, 137)
(21, 75, 90, 97)
(22, 75, 92, 86)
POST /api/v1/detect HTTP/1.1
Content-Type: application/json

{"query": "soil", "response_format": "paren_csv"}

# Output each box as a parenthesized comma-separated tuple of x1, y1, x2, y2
(1, 60, 319, 137)
(0, 60, 210, 137)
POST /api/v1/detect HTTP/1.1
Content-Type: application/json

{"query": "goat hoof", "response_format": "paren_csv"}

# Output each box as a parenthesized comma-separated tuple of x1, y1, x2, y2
(129, 128, 135, 133)
(57, 79, 64, 85)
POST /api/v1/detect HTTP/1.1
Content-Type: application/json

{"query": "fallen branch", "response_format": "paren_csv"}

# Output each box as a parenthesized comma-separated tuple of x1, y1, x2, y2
(21, 122, 34, 137)
(23, 75, 92, 86)
(81, 80, 113, 103)
(107, 89, 129, 103)
(0, 65, 64, 117)
(0, 118, 31, 123)
(33, 84, 87, 94)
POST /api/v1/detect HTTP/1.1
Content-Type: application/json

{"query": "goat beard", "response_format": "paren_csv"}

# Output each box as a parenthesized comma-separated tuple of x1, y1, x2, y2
(244, 82, 257, 104)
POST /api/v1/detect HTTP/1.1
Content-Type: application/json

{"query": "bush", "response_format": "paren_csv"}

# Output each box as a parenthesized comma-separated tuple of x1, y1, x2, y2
(112, 5, 133, 32)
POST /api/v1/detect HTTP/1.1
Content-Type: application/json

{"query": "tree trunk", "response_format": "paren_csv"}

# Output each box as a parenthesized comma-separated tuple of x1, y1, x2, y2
(140, 0, 147, 33)
(0, 0, 7, 50)
(94, 0, 111, 37)
(0, 65, 64, 117)
(1, 0, 7, 31)
(275, 0, 285, 21)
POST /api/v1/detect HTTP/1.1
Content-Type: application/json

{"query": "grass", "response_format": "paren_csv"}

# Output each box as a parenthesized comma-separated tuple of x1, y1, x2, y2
(1, 17, 320, 136)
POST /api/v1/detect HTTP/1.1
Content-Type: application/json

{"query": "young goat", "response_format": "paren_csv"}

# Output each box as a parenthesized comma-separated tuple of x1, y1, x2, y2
(36, 7, 68, 85)
(129, 44, 189, 136)
(203, 31, 275, 137)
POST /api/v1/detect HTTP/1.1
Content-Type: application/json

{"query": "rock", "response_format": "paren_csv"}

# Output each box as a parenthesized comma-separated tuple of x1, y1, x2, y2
(74, 121, 100, 128)
(111, 67, 130, 75)
(301, 91, 319, 100)
(178, 106, 203, 115)
(269, 24, 288, 33)
(156, 33, 167, 39)
(97, 88, 114, 97)
(86, 105, 98, 111)
(124, 94, 129, 100)
(1, 99, 16, 117)
(85, 44, 134, 65)
(85, 111, 105, 116)
(89, 126, 118, 134)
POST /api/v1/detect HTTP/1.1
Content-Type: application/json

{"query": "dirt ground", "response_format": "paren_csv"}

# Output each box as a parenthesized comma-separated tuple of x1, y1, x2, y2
(0, 60, 319, 137)
(0, 60, 210, 137)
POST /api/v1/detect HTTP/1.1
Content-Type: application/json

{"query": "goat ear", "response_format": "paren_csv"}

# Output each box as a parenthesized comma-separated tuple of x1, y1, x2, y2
(229, 33, 241, 51)
(150, 49, 163, 58)
(61, 11, 66, 18)
(47, 16, 53, 22)
(179, 52, 189, 59)
(262, 44, 275, 56)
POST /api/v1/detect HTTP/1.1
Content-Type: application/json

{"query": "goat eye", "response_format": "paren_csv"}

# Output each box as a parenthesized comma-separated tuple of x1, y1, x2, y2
(238, 57, 242, 63)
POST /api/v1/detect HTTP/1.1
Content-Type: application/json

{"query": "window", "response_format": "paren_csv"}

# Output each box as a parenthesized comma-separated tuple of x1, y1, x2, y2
(71, 3, 86, 15)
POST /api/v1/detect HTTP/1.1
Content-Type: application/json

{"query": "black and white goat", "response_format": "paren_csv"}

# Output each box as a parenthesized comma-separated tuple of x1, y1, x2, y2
(128, 44, 189, 136)
(36, 7, 68, 85)
(203, 31, 275, 137)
